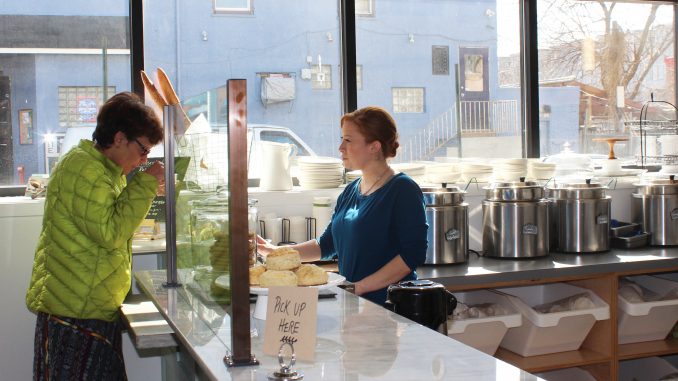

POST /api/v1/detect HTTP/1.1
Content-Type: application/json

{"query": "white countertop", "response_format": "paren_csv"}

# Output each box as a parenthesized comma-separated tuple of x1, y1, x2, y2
(131, 239, 166, 254)
(134, 270, 542, 381)
(0, 196, 45, 217)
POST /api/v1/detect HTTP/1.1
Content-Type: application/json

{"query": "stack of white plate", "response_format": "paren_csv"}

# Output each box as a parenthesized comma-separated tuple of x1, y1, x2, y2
(391, 163, 427, 183)
(460, 162, 493, 183)
(527, 162, 557, 180)
(297, 156, 344, 189)
(492, 158, 528, 181)
(346, 170, 362, 183)
(423, 162, 461, 185)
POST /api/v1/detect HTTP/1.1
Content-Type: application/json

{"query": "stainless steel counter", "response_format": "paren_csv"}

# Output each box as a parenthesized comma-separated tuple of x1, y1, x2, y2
(417, 247, 678, 288)
(134, 270, 542, 381)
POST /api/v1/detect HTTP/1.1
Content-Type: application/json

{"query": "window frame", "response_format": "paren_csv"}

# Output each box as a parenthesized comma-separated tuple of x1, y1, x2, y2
(213, 0, 254, 15)
(57, 86, 116, 128)
(391, 87, 425, 114)
(355, 0, 375, 17)
(311, 64, 333, 90)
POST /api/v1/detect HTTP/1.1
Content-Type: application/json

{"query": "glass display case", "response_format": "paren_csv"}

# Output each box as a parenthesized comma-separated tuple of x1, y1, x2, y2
(155, 79, 255, 366)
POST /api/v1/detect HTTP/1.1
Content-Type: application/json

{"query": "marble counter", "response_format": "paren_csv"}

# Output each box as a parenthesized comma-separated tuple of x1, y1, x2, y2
(134, 270, 542, 381)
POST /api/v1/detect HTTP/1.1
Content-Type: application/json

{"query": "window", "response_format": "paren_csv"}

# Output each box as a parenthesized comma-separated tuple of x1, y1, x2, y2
(214, 0, 253, 14)
(432, 46, 450, 76)
(356, 0, 374, 16)
(311, 64, 332, 90)
(0, 4, 130, 185)
(392, 87, 424, 113)
(537, 0, 675, 158)
(357, 0, 523, 162)
(58, 87, 116, 128)
(144, 0, 342, 167)
(463, 54, 484, 92)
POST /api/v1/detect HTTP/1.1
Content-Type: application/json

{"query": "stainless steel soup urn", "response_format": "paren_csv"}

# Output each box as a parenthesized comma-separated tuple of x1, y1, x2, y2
(548, 180, 611, 253)
(482, 179, 549, 258)
(422, 186, 468, 264)
(632, 176, 678, 246)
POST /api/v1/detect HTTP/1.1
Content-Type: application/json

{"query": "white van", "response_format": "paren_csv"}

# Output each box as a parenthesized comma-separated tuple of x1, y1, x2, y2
(246, 124, 316, 181)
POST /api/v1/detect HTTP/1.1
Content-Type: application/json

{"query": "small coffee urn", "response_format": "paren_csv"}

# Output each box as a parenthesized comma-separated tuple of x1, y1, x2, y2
(384, 280, 457, 334)
(421, 186, 469, 264)
(548, 179, 611, 253)
(632, 175, 678, 246)
(482, 178, 550, 258)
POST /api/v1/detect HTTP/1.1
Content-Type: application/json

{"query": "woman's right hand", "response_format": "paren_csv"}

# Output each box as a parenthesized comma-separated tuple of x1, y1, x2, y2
(256, 235, 278, 259)
(145, 161, 166, 186)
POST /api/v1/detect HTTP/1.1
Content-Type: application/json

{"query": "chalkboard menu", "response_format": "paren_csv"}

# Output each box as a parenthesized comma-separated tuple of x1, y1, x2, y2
(147, 195, 166, 221)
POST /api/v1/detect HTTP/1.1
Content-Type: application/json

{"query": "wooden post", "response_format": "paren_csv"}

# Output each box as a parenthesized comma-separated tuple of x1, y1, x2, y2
(224, 79, 258, 366)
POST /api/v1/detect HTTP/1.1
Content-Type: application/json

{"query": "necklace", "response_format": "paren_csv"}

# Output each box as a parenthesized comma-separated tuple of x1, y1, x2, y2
(361, 166, 392, 195)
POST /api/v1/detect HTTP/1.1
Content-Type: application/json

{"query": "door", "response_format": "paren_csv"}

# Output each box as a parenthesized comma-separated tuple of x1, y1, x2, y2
(459, 47, 490, 133)
(0, 75, 13, 184)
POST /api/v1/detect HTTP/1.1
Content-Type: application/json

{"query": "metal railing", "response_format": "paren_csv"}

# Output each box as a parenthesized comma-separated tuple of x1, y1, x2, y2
(399, 100, 520, 162)
(399, 108, 457, 163)
(460, 99, 520, 135)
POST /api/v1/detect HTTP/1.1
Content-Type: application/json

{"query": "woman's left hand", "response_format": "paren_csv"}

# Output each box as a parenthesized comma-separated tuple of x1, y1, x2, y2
(256, 235, 277, 258)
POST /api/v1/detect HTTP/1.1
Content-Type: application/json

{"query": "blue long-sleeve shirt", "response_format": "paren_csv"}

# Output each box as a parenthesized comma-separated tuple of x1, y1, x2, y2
(317, 173, 428, 304)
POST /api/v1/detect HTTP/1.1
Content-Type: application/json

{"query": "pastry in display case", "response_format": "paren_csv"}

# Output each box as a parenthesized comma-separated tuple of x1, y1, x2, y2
(188, 191, 231, 303)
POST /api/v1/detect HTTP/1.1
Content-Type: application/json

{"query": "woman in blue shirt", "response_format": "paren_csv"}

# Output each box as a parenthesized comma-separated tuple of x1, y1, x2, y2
(258, 106, 428, 305)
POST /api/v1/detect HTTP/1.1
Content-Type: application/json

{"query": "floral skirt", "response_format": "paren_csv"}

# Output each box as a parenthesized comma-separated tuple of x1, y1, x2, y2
(33, 312, 127, 381)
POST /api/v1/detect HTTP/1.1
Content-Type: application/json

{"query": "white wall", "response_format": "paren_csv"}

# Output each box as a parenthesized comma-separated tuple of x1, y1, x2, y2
(0, 197, 43, 381)
(0, 197, 161, 381)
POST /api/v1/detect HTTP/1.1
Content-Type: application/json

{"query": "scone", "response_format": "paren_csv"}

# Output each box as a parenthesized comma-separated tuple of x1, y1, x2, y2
(265, 247, 301, 271)
(295, 264, 329, 286)
(259, 270, 298, 287)
(249, 264, 266, 285)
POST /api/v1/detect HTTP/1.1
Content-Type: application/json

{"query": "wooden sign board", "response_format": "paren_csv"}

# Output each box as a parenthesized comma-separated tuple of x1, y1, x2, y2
(263, 287, 318, 361)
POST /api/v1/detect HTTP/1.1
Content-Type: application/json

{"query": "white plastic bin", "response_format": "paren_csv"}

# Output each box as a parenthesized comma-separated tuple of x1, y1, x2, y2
(619, 357, 678, 381)
(618, 275, 678, 344)
(535, 367, 596, 381)
(447, 290, 522, 355)
(495, 283, 610, 357)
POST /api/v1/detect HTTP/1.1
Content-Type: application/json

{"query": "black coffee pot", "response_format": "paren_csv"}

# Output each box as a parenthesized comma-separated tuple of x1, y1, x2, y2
(384, 279, 457, 334)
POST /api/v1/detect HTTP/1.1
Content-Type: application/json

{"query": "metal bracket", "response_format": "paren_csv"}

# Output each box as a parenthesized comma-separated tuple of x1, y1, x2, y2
(223, 354, 259, 368)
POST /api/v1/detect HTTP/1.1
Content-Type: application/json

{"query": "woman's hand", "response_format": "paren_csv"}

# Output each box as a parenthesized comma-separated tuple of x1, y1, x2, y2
(145, 161, 166, 195)
(256, 235, 278, 259)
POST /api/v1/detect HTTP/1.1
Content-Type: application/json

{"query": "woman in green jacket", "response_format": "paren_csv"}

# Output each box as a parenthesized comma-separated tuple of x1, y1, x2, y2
(26, 92, 165, 380)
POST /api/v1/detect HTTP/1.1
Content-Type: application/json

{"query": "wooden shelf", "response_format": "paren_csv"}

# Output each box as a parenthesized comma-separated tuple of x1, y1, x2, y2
(495, 347, 610, 373)
(618, 337, 678, 360)
(445, 269, 678, 379)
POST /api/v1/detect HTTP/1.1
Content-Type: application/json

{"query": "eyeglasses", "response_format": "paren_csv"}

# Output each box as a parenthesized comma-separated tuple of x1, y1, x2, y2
(132, 138, 151, 156)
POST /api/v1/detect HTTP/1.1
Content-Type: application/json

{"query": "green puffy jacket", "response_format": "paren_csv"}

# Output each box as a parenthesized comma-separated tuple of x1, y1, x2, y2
(26, 140, 158, 322)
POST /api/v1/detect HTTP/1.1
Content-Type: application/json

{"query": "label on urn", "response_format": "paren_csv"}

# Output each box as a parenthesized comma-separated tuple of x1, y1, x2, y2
(522, 224, 538, 235)
(597, 214, 609, 225)
(445, 229, 460, 241)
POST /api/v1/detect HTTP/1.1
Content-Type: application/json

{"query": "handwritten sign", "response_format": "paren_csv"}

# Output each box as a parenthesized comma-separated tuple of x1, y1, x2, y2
(146, 196, 166, 221)
(263, 287, 318, 361)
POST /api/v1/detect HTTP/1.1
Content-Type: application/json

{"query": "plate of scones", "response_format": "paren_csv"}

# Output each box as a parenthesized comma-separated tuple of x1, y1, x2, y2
(247, 246, 345, 294)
